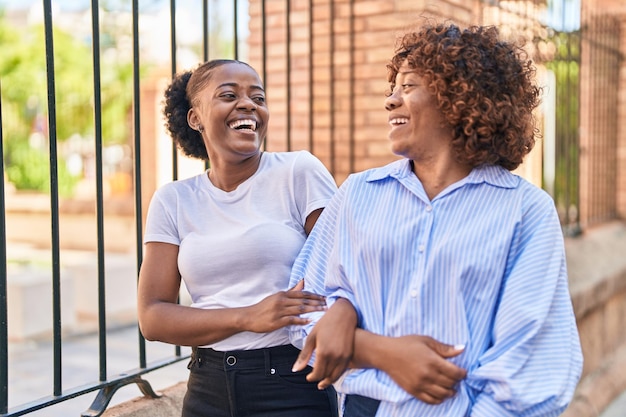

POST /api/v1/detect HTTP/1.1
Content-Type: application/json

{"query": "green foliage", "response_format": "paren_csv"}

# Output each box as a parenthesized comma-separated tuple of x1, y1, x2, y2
(4, 140, 79, 198)
(0, 9, 135, 196)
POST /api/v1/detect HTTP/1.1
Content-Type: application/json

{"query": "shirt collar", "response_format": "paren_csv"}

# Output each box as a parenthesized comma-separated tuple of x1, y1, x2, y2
(365, 159, 519, 189)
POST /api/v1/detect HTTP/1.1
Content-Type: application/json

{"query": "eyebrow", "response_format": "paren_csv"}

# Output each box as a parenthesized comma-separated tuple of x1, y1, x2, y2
(217, 82, 265, 92)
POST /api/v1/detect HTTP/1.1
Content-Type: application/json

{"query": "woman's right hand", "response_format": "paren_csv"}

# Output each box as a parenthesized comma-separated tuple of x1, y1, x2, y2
(354, 333, 467, 404)
(245, 279, 328, 333)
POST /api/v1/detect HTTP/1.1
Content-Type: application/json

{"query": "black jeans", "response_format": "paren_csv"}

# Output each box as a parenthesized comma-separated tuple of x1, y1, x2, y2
(182, 344, 338, 417)
(343, 394, 381, 417)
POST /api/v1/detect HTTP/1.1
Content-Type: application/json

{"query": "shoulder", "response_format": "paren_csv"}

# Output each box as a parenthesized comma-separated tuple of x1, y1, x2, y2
(151, 173, 205, 201)
(475, 165, 555, 208)
(515, 175, 557, 211)
(264, 150, 323, 166)
(262, 150, 331, 175)
(342, 159, 406, 188)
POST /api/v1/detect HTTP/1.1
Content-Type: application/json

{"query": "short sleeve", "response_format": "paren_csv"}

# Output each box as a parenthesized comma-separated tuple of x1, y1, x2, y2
(143, 186, 181, 246)
(291, 151, 337, 225)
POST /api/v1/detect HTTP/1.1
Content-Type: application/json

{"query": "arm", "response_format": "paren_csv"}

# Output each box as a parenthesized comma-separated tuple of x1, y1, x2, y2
(467, 199, 583, 417)
(137, 241, 328, 347)
(292, 151, 336, 236)
(293, 298, 466, 403)
(351, 329, 466, 404)
(304, 208, 323, 236)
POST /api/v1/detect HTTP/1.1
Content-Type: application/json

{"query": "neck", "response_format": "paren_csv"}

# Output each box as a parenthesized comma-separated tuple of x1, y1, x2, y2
(207, 153, 263, 192)
(411, 157, 471, 200)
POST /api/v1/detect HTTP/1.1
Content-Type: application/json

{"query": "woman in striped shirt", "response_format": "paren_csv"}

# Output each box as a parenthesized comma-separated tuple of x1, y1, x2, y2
(289, 23, 583, 417)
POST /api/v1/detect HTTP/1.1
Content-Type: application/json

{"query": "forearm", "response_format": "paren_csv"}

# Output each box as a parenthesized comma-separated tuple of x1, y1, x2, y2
(139, 301, 251, 347)
(350, 328, 389, 369)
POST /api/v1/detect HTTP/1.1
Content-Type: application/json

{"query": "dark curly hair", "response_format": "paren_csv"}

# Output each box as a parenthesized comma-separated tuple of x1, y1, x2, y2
(162, 59, 256, 160)
(387, 23, 542, 170)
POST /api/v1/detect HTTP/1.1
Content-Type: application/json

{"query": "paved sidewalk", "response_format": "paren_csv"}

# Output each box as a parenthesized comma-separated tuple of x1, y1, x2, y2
(563, 343, 626, 417)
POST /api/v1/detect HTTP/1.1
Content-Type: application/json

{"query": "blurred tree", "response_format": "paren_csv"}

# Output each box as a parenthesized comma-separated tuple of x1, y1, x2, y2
(0, 9, 134, 195)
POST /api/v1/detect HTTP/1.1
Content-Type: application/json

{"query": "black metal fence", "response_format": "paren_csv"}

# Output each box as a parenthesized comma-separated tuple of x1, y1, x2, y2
(1, 2, 231, 416)
(0, 0, 622, 416)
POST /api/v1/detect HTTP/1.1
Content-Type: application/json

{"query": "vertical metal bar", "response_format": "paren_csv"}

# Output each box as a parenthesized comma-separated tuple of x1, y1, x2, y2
(170, 0, 178, 181)
(233, 0, 239, 59)
(564, 33, 572, 227)
(573, 6, 582, 232)
(90, 0, 108, 382)
(307, 0, 313, 152)
(329, 0, 335, 174)
(348, 0, 354, 173)
(571, 29, 581, 231)
(132, 0, 148, 369)
(169, 0, 182, 358)
(203, 0, 209, 61)
(0, 78, 9, 415)
(286, 0, 291, 151)
(261, 0, 267, 150)
(203, 1, 210, 176)
(42, 0, 63, 396)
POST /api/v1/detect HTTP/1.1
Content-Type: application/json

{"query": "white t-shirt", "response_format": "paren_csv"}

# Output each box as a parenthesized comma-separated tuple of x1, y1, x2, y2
(144, 150, 337, 351)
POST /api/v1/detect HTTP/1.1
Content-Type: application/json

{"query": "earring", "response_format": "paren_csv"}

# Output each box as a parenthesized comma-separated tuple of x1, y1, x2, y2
(198, 125, 204, 133)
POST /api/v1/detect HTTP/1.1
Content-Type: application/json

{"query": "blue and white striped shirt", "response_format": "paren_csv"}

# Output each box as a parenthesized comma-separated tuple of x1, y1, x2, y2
(289, 159, 583, 417)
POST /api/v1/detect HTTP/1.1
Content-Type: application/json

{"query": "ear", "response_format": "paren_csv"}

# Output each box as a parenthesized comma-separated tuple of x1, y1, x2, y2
(187, 108, 201, 131)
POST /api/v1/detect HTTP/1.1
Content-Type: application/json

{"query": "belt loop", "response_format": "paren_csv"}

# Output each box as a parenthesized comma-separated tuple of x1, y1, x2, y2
(191, 347, 202, 368)
(264, 349, 271, 376)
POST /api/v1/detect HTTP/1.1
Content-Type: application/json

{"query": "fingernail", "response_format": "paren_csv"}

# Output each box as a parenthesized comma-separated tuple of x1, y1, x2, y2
(292, 362, 300, 372)
(454, 344, 465, 350)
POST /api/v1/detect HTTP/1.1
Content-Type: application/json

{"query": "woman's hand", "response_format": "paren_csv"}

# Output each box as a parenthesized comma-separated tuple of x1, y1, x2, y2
(355, 333, 467, 404)
(292, 298, 357, 389)
(245, 280, 328, 333)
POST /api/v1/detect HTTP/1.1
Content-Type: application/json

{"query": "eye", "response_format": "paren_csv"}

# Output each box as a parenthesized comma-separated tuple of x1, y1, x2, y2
(220, 92, 237, 100)
(252, 96, 266, 104)
(401, 84, 415, 89)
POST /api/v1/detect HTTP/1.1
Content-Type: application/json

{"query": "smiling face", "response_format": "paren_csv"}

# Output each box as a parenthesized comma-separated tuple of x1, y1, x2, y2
(187, 62, 269, 163)
(385, 62, 453, 162)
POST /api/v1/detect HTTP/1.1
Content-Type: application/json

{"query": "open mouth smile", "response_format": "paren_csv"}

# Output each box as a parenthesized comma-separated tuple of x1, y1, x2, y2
(389, 117, 409, 126)
(228, 119, 257, 132)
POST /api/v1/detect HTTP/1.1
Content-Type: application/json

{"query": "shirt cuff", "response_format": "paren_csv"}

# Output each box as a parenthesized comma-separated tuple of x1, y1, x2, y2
(327, 290, 361, 326)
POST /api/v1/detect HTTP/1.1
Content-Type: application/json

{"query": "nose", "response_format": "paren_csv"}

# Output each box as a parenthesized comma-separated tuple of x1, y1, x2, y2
(385, 90, 401, 111)
(237, 96, 257, 111)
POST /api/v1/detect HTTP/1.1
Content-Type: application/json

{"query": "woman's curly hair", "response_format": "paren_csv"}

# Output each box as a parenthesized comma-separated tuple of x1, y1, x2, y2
(162, 59, 254, 160)
(387, 23, 542, 170)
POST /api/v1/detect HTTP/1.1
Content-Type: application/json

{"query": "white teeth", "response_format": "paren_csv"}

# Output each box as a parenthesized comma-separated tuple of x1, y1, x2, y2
(228, 119, 257, 131)
(389, 118, 408, 126)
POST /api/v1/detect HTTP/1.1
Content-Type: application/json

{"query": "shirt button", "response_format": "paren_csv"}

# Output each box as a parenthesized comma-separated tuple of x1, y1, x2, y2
(425, 205, 432, 212)
(418, 245, 425, 252)
(410, 290, 418, 298)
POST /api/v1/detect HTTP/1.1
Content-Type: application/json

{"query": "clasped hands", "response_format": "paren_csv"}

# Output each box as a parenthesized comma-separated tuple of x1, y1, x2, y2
(291, 298, 467, 405)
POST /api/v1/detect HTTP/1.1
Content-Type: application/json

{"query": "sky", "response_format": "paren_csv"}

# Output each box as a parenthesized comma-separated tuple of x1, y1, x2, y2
(0, 0, 235, 14)
(1, 0, 95, 11)
(0, 0, 249, 59)
(1, 0, 581, 35)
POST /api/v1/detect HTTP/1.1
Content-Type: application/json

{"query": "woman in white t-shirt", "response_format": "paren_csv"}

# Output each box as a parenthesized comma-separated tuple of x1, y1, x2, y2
(137, 59, 338, 417)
